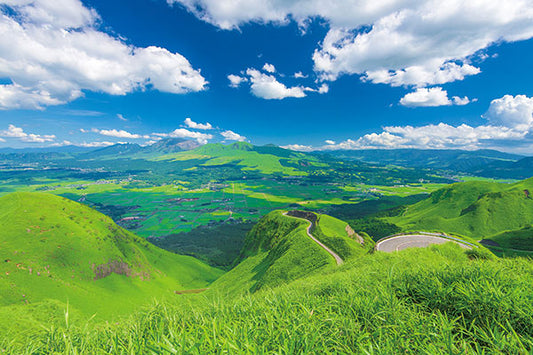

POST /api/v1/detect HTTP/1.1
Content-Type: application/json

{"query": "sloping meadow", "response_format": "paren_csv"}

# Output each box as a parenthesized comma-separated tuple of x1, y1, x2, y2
(4, 243, 533, 354)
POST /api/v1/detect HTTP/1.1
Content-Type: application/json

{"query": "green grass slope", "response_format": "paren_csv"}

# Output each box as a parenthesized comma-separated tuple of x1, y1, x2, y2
(210, 210, 369, 295)
(485, 225, 533, 251)
(386, 178, 533, 241)
(153, 142, 321, 176)
(0, 192, 223, 323)
(313, 213, 372, 259)
(7, 243, 533, 354)
(211, 211, 338, 294)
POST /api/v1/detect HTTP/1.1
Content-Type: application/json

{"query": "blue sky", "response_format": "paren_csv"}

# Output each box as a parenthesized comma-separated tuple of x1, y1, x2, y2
(1, 0, 533, 153)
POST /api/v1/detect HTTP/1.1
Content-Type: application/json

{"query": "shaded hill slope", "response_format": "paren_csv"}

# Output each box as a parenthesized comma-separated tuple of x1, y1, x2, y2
(483, 225, 533, 252)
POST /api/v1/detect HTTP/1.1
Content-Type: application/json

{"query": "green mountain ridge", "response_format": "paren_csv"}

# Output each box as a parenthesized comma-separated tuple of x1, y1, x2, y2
(211, 210, 368, 294)
(379, 177, 533, 246)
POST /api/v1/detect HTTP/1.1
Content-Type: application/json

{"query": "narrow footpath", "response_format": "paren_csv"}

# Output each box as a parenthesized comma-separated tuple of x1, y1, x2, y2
(283, 212, 344, 266)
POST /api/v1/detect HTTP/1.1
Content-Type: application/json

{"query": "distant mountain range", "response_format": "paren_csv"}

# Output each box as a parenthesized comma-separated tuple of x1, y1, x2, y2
(77, 138, 201, 159)
(0, 140, 532, 179)
(324, 148, 532, 179)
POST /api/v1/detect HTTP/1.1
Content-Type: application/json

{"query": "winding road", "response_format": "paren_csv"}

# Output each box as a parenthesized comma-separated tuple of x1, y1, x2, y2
(375, 233, 473, 252)
(283, 212, 344, 266)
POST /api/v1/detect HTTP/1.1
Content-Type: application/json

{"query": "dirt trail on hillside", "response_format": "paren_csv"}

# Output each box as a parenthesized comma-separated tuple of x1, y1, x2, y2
(283, 212, 344, 266)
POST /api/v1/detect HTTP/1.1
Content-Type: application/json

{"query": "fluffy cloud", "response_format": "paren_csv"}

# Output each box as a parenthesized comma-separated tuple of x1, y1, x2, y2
(94, 129, 149, 139)
(281, 144, 313, 152)
(221, 130, 246, 142)
(293, 71, 308, 79)
(0, 83, 65, 110)
(229, 67, 332, 99)
(157, 128, 213, 144)
(184, 117, 213, 130)
(77, 141, 116, 148)
(245, 69, 306, 100)
(227, 74, 247, 88)
(318, 83, 329, 94)
(483, 95, 533, 131)
(262, 63, 276, 73)
(282, 94, 531, 152)
(363, 63, 481, 88)
(323, 123, 526, 151)
(0, 0, 206, 109)
(399, 87, 471, 107)
(0, 124, 55, 142)
(169, 0, 533, 87)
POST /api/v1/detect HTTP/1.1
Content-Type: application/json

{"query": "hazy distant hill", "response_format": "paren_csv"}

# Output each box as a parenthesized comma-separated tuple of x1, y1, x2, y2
(76, 138, 200, 160)
(470, 156, 533, 179)
(325, 148, 529, 178)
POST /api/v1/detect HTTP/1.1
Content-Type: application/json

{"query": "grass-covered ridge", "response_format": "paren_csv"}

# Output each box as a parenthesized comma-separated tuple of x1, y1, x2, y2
(379, 178, 533, 244)
(212, 210, 334, 294)
(0, 192, 223, 324)
(153, 142, 314, 176)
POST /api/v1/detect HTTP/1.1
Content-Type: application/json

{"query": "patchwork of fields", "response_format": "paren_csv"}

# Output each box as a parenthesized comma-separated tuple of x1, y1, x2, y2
(0, 177, 446, 238)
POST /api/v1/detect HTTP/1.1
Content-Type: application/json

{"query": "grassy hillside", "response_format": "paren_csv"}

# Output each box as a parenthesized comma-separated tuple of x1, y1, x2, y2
(2, 202, 533, 353)
(209, 210, 369, 295)
(384, 178, 533, 242)
(5, 243, 533, 353)
(485, 225, 533, 251)
(153, 142, 323, 176)
(312, 213, 372, 260)
(0, 192, 223, 325)
(211, 211, 334, 294)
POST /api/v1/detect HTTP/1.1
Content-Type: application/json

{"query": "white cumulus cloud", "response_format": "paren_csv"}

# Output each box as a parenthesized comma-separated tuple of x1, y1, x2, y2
(221, 130, 246, 142)
(483, 94, 533, 131)
(323, 123, 526, 151)
(246, 69, 306, 100)
(262, 63, 276, 73)
(158, 128, 213, 144)
(281, 144, 313, 152)
(400, 87, 471, 107)
(227, 74, 247, 88)
(95, 129, 149, 139)
(229, 67, 331, 99)
(168, 0, 533, 87)
(0, 124, 55, 142)
(0, 0, 207, 109)
(184, 117, 213, 130)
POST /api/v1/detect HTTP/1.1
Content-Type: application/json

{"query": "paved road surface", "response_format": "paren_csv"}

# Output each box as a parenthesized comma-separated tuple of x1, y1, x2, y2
(375, 234, 472, 252)
(283, 213, 344, 265)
